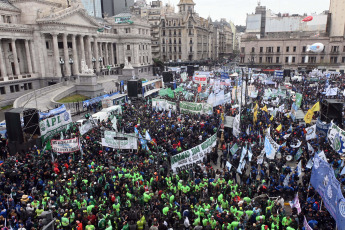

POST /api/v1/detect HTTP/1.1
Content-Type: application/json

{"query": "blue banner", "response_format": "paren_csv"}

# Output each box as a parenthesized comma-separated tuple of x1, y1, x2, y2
(220, 73, 229, 79)
(311, 154, 345, 230)
(39, 105, 66, 120)
(316, 118, 330, 138)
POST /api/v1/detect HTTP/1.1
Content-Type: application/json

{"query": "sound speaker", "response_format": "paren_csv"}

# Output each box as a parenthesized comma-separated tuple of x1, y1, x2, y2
(23, 108, 40, 136)
(187, 65, 194, 76)
(5, 108, 24, 143)
(321, 99, 343, 127)
(162, 72, 173, 83)
(137, 81, 142, 95)
(128, 80, 139, 97)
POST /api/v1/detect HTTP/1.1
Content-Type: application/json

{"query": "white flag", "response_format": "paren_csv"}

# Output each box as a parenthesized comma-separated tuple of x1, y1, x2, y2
(226, 161, 232, 172)
(296, 160, 302, 176)
(341, 166, 345, 175)
(318, 151, 327, 162)
(283, 173, 291, 186)
(306, 159, 313, 169)
(307, 143, 315, 154)
(306, 125, 317, 141)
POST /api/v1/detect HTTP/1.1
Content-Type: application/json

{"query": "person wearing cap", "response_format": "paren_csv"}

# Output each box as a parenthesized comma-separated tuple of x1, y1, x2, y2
(61, 213, 70, 229)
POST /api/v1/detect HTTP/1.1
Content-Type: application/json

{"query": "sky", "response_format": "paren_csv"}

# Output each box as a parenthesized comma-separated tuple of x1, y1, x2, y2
(161, 0, 330, 25)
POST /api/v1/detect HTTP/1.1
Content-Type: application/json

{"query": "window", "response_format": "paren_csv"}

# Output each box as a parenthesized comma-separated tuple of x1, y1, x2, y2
(342, 57, 345, 63)
(9, 43, 12, 52)
(127, 57, 131, 62)
(301, 57, 305, 63)
(46, 42, 50, 50)
(139, 57, 141, 63)
(125, 28, 130, 33)
(163, 47, 165, 53)
(241, 47, 245, 53)
(331, 46, 339, 52)
(292, 57, 295, 63)
(321, 56, 324, 63)
(343, 46, 345, 52)
(179, 46, 181, 52)
(23, 83, 28, 90)
(190, 46, 193, 52)
(276, 57, 280, 63)
(331, 56, 338, 63)
(302, 46, 306, 52)
(266, 47, 273, 53)
(113, 29, 117, 34)
(293, 46, 296, 52)
(28, 83, 32, 89)
(259, 47, 263, 53)
(285, 57, 289, 63)
(259, 57, 262, 63)
(169, 47, 172, 52)
(147, 56, 148, 63)
(0, 87, 5, 95)
(265, 57, 273, 63)
(277, 47, 280, 53)
(10, 85, 14, 93)
(15, 85, 19, 92)
(286, 46, 290, 52)
(310, 57, 317, 63)
(127, 45, 130, 50)
(251, 47, 255, 53)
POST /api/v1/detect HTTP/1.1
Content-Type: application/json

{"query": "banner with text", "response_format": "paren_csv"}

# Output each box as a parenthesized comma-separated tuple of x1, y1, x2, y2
(40, 111, 73, 142)
(180, 101, 213, 115)
(51, 137, 80, 153)
(171, 133, 217, 173)
(102, 131, 138, 149)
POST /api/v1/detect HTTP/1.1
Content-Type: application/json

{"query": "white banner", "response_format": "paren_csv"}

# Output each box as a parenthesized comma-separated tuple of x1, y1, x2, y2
(51, 137, 80, 153)
(327, 122, 345, 154)
(224, 92, 231, 104)
(152, 99, 177, 111)
(40, 111, 72, 141)
(171, 133, 217, 173)
(224, 116, 234, 128)
(306, 125, 317, 141)
(80, 120, 94, 136)
(232, 114, 240, 137)
(102, 131, 138, 149)
(193, 75, 208, 85)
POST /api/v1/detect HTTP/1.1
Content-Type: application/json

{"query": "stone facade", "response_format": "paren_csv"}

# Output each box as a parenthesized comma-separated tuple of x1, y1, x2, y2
(0, 0, 152, 106)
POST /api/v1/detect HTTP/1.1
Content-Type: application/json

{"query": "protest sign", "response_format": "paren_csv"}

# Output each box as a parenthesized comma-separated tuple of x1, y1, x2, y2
(51, 138, 80, 153)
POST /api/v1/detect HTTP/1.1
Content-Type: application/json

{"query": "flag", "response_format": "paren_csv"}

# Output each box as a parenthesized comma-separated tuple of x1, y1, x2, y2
(306, 125, 317, 141)
(240, 146, 247, 163)
(60, 132, 64, 140)
(341, 166, 345, 175)
(304, 110, 314, 124)
(270, 115, 274, 121)
(261, 105, 268, 112)
(198, 84, 201, 93)
(303, 216, 313, 230)
(145, 131, 152, 141)
(248, 146, 253, 161)
(226, 161, 232, 171)
(306, 159, 313, 169)
(307, 143, 315, 154)
(311, 102, 320, 112)
(168, 109, 171, 118)
(318, 150, 327, 162)
(289, 192, 301, 214)
(296, 161, 302, 176)
(283, 173, 291, 186)
(288, 125, 293, 132)
(253, 111, 258, 123)
(79, 138, 84, 159)
(276, 124, 282, 132)
(264, 136, 276, 160)
(295, 148, 303, 161)
(230, 143, 239, 155)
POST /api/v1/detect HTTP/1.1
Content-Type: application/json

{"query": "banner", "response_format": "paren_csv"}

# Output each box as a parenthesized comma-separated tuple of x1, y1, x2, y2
(51, 137, 80, 153)
(171, 133, 217, 173)
(224, 92, 231, 104)
(152, 99, 177, 111)
(39, 105, 66, 120)
(311, 153, 345, 229)
(232, 114, 240, 138)
(180, 102, 212, 115)
(327, 122, 345, 155)
(230, 143, 239, 155)
(193, 75, 207, 85)
(316, 118, 330, 138)
(40, 111, 72, 142)
(306, 125, 317, 141)
(102, 131, 138, 149)
(295, 93, 303, 108)
(80, 120, 94, 136)
(224, 116, 234, 128)
(213, 90, 225, 107)
(250, 91, 258, 98)
(264, 134, 280, 160)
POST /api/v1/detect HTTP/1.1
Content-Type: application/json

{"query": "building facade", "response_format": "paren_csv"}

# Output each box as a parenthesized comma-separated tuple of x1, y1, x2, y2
(0, 0, 152, 106)
(240, 1, 345, 73)
(81, 0, 102, 18)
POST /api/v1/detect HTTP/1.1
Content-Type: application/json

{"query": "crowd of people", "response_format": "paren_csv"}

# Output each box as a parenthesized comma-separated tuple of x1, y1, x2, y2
(0, 72, 344, 230)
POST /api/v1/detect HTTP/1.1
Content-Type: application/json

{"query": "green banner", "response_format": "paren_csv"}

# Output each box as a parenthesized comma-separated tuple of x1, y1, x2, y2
(180, 102, 213, 115)
(295, 93, 303, 108)
(40, 111, 73, 142)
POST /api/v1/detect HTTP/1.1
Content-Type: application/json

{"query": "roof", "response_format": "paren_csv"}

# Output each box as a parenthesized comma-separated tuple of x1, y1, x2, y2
(0, 0, 21, 12)
(177, 0, 195, 5)
(113, 12, 132, 18)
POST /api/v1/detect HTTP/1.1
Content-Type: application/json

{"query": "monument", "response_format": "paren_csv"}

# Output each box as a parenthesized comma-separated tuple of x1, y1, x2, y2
(75, 60, 105, 97)
(122, 59, 135, 79)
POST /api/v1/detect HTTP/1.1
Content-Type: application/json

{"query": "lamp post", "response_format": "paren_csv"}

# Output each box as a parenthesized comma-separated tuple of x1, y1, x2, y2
(92, 57, 96, 73)
(99, 57, 103, 74)
(69, 58, 74, 77)
(59, 58, 65, 81)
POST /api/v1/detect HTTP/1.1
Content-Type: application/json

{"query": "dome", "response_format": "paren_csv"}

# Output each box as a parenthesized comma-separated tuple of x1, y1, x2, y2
(177, 0, 195, 6)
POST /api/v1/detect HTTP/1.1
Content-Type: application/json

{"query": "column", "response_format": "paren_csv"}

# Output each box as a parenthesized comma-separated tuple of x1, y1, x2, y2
(62, 34, 71, 76)
(0, 39, 7, 78)
(24, 39, 33, 74)
(105, 42, 109, 66)
(71, 34, 79, 75)
(99, 42, 103, 67)
(110, 43, 114, 66)
(79, 35, 86, 66)
(29, 39, 38, 73)
(94, 36, 100, 72)
(87, 36, 92, 68)
(11, 39, 20, 76)
(51, 33, 61, 78)
(116, 43, 120, 65)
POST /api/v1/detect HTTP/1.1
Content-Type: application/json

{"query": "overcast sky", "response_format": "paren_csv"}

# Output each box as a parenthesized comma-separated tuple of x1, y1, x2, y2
(161, 0, 330, 25)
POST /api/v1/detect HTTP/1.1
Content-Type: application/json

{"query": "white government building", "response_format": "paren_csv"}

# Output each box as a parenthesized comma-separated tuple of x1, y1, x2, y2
(0, 0, 153, 106)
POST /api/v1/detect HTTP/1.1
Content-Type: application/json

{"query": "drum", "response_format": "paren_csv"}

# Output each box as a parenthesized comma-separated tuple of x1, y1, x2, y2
(286, 155, 293, 161)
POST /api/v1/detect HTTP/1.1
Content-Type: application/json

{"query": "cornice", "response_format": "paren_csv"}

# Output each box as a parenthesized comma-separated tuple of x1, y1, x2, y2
(9, 0, 62, 7)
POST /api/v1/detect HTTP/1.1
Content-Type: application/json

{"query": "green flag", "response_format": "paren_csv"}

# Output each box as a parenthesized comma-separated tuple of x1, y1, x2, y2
(295, 93, 303, 109)
(294, 147, 303, 161)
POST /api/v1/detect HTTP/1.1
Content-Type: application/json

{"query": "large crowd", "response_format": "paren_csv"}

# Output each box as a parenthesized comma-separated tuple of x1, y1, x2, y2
(0, 72, 344, 230)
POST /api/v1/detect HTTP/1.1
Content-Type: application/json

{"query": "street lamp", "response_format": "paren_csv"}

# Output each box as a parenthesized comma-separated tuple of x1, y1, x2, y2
(59, 58, 65, 80)
(92, 57, 96, 73)
(99, 57, 103, 73)
(69, 58, 74, 76)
